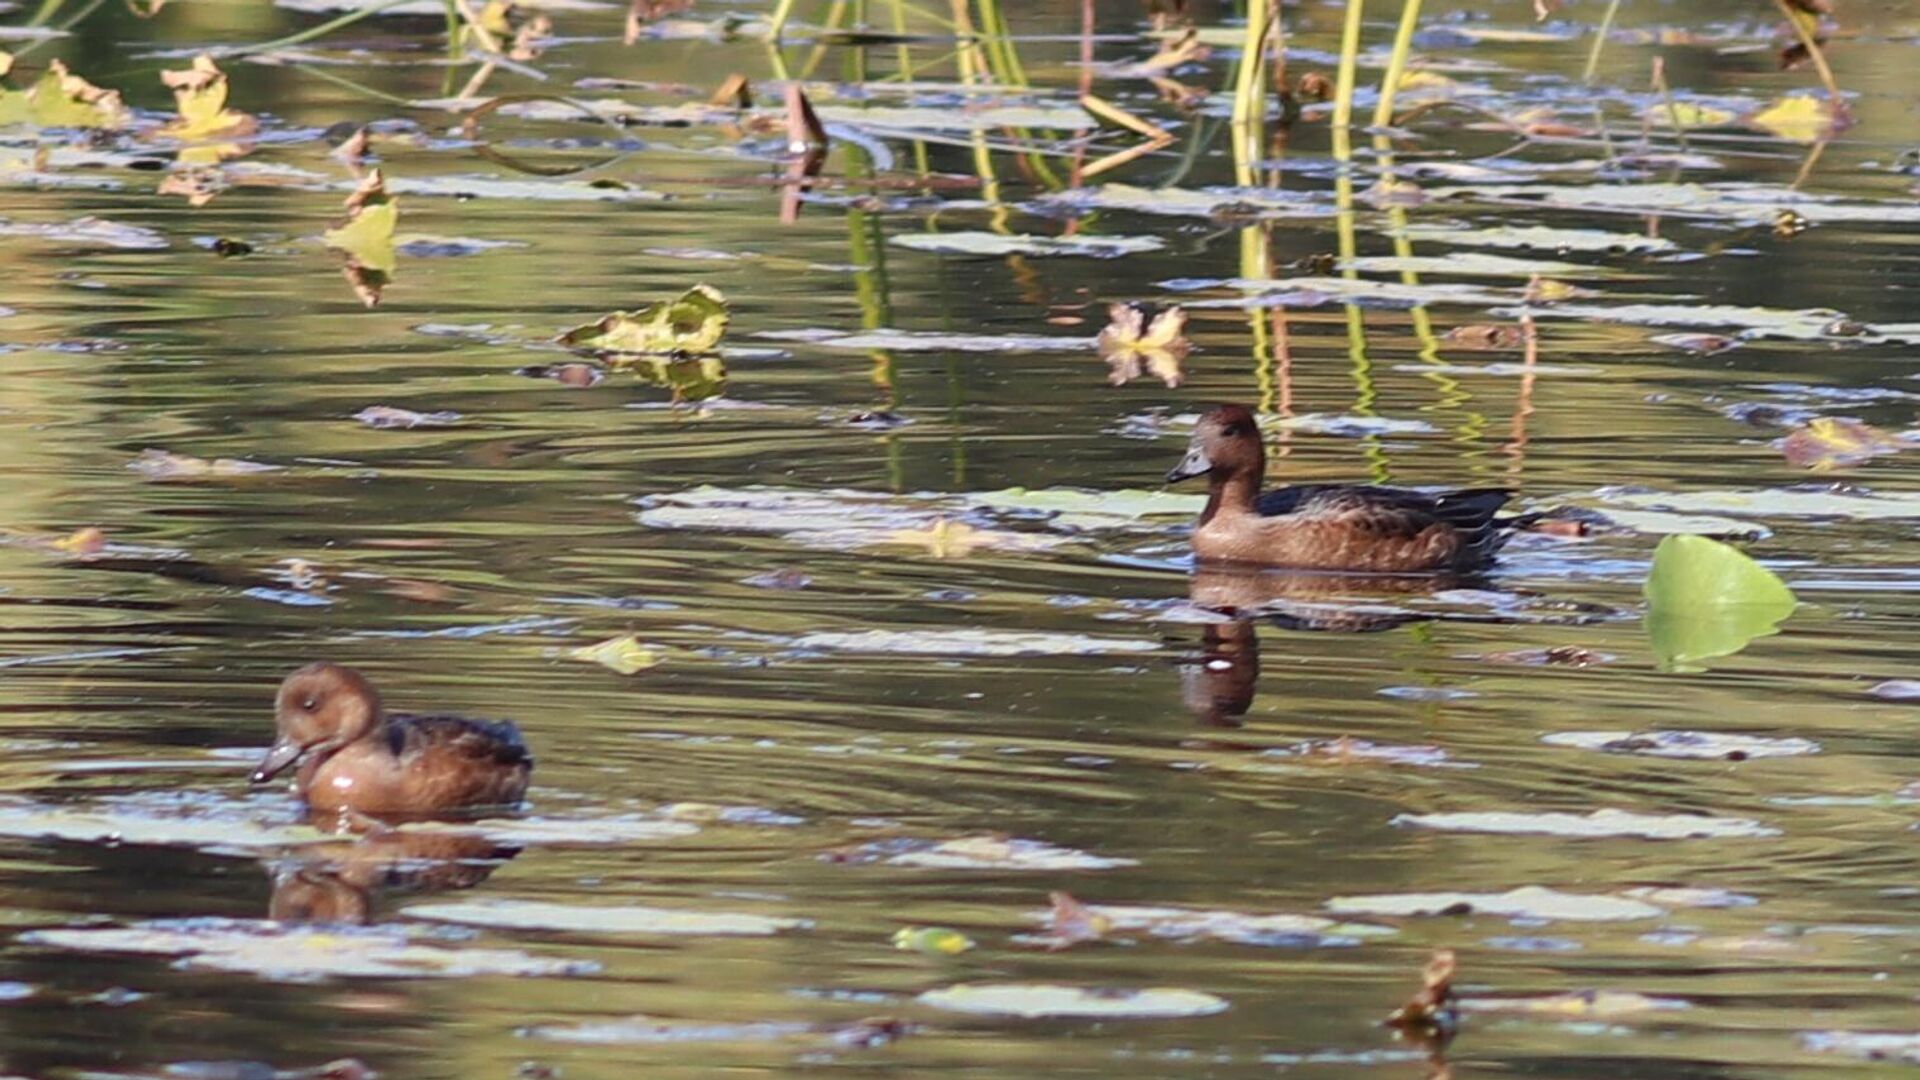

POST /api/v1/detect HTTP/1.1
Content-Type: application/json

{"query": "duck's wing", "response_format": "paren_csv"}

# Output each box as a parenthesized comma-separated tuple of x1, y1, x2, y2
(1256, 485, 1512, 531)
(387, 713, 534, 770)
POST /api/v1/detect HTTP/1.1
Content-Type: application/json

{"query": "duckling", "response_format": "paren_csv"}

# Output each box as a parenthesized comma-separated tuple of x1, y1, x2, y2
(1166, 404, 1516, 573)
(252, 662, 532, 817)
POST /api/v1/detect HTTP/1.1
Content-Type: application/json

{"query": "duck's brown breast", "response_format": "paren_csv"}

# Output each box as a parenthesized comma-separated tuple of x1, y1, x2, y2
(1194, 513, 1463, 573)
(300, 717, 532, 816)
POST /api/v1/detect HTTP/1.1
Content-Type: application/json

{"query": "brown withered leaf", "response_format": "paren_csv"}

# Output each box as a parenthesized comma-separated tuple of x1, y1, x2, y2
(1119, 27, 1211, 77)
(1779, 416, 1904, 470)
(1040, 891, 1112, 950)
(158, 166, 226, 207)
(1443, 324, 1525, 351)
(159, 54, 256, 143)
(1296, 72, 1333, 102)
(1386, 949, 1459, 1041)
(1098, 303, 1189, 388)
(625, 0, 693, 43)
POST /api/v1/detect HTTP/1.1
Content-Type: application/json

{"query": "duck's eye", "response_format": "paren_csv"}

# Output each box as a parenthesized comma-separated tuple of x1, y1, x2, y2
(301, 697, 317, 711)
(1221, 423, 1244, 437)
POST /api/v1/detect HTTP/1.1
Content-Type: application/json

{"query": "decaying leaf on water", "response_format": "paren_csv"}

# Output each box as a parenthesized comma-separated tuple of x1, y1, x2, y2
(1327, 886, 1665, 922)
(1035, 891, 1111, 949)
(1097, 303, 1189, 387)
(1642, 101, 1737, 129)
(1111, 26, 1211, 77)
(822, 834, 1136, 871)
(1443, 323, 1525, 351)
(886, 518, 1037, 559)
(0, 55, 129, 129)
(891, 232, 1163, 259)
(324, 169, 398, 307)
(1385, 950, 1459, 1041)
(568, 634, 662, 674)
(558, 284, 729, 355)
(1779, 417, 1903, 470)
(158, 54, 256, 161)
(1473, 645, 1611, 667)
(1542, 729, 1818, 760)
(892, 926, 975, 955)
(129, 449, 281, 480)
(50, 527, 107, 556)
(517, 362, 606, 388)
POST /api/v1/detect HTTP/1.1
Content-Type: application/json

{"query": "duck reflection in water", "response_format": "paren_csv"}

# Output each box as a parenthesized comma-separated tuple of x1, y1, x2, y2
(268, 829, 519, 925)
(1181, 567, 1475, 728)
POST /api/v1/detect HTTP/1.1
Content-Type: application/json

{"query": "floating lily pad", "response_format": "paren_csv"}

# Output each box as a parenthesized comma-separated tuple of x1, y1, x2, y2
(791, 629, 1156, 657)
(1399, 223, 1676, 254)
(0, 216, 165, 249)
(815, 103, 1093, 132)
(917, 983, 1227, 1019)
(401, 816, 698, 846)
(23, 919, 595, 981)
(1031, 902, 1394, 946)
(831, 835, 1135, 871)
(1341, 253, 1595, 278)
(1036, 183, 1331, 219)
(1325, 886, 1664, 922)
(890, 232, 1162, 259)
(1542, 730, 1816, 759)
(1644, 534, 1797, 670)
(1594, 487, 1920, 521)
(404, 899, 809, 936)
(1622, 886, 1757, 909)
(0, 800, 329, 852)
(1392, 808, 1778, 839)
(1463, 990, 1688, 1017)
(559, 285, 729, 355)
(1802, 1031, 1920, 1063)
(757, 328, 1094, 352)
(524, 1017, 818, 1044)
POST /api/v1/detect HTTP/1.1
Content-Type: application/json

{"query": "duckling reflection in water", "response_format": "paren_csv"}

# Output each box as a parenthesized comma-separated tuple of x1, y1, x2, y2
(269, 830, 519, 925)
(252, 662, 533, 822)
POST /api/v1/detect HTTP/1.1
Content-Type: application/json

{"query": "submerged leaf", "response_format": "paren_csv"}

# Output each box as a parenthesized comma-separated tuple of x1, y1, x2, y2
(1779, 417, 1902, 470)
(558, 284, 729, 355)
(568, 635, 662, 674)
(1747, 95, 1849, 143)
(893, 926, 975, 955)
(1643, 535, 1796, 670)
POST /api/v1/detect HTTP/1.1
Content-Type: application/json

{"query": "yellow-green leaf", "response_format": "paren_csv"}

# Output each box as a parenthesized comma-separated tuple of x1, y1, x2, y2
(160, 54, 255, 141)
(1642, 102, 1735, 130)
(1643, 535, 1797, 671)
(323, 168, 399, 274)
(1747, 95, 1848, 144)
(892, 927, 976, 955)
(0, 61, 129, 129)
(569, 635, 663, 675)
(1779, 416, 1902, 471)
(558, 285, 731, 355)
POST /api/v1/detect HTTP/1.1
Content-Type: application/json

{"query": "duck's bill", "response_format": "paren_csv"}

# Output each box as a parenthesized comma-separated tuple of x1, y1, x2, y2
(251, 738, 304, 784)
(1166, 445, 1213, 483)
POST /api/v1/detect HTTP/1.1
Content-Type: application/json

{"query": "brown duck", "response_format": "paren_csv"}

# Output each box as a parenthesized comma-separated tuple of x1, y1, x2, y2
(252, 662, 533, 817)
(1166, 404, 1516, 573)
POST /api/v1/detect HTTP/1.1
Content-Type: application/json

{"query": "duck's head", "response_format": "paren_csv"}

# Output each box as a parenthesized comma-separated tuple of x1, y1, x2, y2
(252, 662, 382, 784)
(1167, 404, 1264, 483)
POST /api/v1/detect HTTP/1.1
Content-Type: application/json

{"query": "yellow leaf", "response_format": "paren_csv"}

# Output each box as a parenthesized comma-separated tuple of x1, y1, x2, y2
(890, 518, 984, 559)
(51, 527, 106, 555)
(1396, 70, 1461, 96)
(892, 927, 976, 955)
(1747, 95, 1847, 144)
(1642, 102, 1735, 130)
(160, 54, 255, 141)
(558, 285, 730, 355)
(2, 61, 129, 129)
(323, 168, 399, 275)
(1779, 417, 1903, 471)
(568, 635, 663, 675)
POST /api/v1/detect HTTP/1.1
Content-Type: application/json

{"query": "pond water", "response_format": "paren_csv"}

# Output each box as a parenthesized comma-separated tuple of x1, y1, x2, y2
(4, 0, 1920, 1076)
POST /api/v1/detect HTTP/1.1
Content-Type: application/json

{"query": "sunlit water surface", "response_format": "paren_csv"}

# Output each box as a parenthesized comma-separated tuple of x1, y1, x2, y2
(3, 0, 1920, 1076)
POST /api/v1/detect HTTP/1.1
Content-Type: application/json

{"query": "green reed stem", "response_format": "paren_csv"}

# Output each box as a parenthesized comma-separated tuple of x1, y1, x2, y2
(1582, 0, 1620, 84)
(217, 0, 423, 58)
(1372, 0, 1421, 129)
(1230, 0, 1271, 187)
(768, 0, 799, 41)
(1330, 0, 1365, 164)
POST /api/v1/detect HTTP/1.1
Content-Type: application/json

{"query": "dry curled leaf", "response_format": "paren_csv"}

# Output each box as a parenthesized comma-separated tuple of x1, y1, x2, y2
(1779, 417, 1903, 471)
(1098, 303, 1189, 387)
(1386, 949, 1459, 1041)
(1040, 891, 1112, 950)
(0, 58, 129, 129)
(1443, 324, 1525, 351)
(325, 169, 398, 307)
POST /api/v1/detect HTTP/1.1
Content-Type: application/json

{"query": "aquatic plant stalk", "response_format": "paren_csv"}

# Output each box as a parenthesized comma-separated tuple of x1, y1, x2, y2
(1330, 0, 1366, 164)
(1581, 0, 1621, 84)
(1229, 0, 1272, 187)
(1372, 0, 1423, 129)
(768, 0, 799, 41)
(217, 0, 425, 58)
(1773, 0, 1841, 101)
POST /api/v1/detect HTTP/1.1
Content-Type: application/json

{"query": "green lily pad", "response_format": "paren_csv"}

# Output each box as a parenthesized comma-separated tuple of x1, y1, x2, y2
(1643, 534, 1797, 671)
(558, 285, 729, 355)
